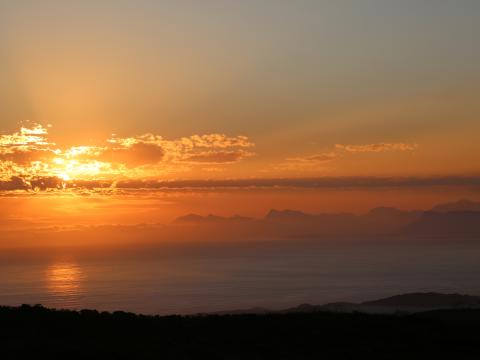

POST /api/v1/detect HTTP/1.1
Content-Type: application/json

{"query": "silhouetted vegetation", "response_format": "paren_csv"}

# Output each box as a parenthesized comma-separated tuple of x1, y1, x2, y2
(2, 305, 480, 359)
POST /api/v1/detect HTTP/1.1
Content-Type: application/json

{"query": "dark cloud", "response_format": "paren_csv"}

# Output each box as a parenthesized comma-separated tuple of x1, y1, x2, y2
(0, 148, 57, 165)
(114, 176, 480, 189)
(98, 143, 165, 166)
(2, 175, 480, 192)
(0, 176, 30, 191)
(0, 176, 66, 191)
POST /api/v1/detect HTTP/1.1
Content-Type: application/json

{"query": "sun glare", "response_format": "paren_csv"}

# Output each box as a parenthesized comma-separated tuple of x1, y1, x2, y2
(53, 159, 106, 181)
(0, 123, 257, 190)
(45, 262, 85, 308)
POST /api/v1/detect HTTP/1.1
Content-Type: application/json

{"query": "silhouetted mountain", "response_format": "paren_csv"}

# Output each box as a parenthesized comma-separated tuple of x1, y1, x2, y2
(405, 211, 480, 236)
(25, 201, 474, 250)
(321, 292, 480, 313)
(170, 200, 480, 240)
(366, 207, 420, 220)
(361, 207, 421, 234)
(4, 304, 480, 358)
(213, 292, 480, 315)
(362, 292, 480, 308)
(210, 307, 273, 315)
(431, 199, 480, 213)
(264, 209, 365, 237)
(263, 207, 429, 237)
(173, 213, 209, 223)
(283, 302, 358, 313)
(173, 214, 253, 224)
(265, 209, 357, 223)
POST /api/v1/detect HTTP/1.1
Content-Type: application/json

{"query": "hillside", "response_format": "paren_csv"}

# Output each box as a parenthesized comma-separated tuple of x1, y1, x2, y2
(2, 304, 480, 359)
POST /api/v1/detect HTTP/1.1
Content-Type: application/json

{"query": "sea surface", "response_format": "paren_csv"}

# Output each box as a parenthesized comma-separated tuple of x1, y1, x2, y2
(1, 239, 480, 314)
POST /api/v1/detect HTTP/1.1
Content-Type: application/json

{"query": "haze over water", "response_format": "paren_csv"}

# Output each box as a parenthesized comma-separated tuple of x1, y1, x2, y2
(1, 240, 479, 314)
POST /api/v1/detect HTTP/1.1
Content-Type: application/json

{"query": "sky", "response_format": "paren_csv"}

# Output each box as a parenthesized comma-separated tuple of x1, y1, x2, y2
(1, 0, 480, 230)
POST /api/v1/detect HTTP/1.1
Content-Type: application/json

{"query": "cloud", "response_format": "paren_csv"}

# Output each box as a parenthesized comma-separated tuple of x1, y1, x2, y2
(106, 133, 254, 165)
(181, 150, 254, 164)
(0, 176, 30, 191)
(273, 152, 338, 172)
(274, 142, 418, 173)
(2, 175, 479, 192)
(286, 152, 338, 163)
(0, 124, 53, 149)
(112, 176, 480, 190)
(335, 143, 418, 153)
(0, 148, 57, 165)
(0, 124, 256, 182)
(180, 134, 253, 149)
(0, 175, 66, 191)
(98, 142, 165, 166)
(0, 124, 58, 165)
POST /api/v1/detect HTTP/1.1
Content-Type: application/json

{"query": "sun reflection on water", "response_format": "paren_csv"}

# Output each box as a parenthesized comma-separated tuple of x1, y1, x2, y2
(46, 262, 85, 308)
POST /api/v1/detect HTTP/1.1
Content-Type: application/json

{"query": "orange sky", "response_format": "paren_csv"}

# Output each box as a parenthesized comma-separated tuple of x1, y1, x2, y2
(1, 122, 479, 186)
(1, 1, 480, 232)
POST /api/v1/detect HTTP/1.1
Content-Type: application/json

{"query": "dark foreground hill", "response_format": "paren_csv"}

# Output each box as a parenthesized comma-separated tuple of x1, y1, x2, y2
(2, 305, 480, 359)
(213, 292, 480, 315)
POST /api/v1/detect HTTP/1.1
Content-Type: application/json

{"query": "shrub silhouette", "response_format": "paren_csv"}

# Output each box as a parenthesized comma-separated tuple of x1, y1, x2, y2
(1, 305, 480, 359)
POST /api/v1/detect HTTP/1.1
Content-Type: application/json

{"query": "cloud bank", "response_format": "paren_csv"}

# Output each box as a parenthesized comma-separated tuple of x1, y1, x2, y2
(2, 175, 479, 192)
(0, 124, 255, 183)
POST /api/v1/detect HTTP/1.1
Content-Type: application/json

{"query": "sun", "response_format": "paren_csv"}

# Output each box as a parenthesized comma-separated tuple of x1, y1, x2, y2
(59, 173, 71, 181)
(52, 157, 107, 181)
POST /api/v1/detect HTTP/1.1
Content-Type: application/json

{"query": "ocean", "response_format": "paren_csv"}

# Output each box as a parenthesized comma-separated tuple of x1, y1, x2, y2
(1, 239, 479, 314)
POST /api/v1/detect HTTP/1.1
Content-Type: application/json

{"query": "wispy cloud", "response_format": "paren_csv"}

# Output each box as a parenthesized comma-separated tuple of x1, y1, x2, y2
(286, 153, 338, 163)
(335, 143, 418, 153)
(181, 150, 254, 164)
(273, 141, 418, 173)
(273, 152, 338, 171)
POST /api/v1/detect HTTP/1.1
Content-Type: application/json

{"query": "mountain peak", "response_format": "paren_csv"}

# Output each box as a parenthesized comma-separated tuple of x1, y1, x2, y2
(431, 199, 480, 213)
(173, 213, 205, 223)
(362, 292, 480, 308)
(173, 213, 252, 224)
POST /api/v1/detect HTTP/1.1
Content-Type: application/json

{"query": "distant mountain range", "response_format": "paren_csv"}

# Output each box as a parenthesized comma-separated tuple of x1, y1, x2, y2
(174, 214, 253, 224)
(210, 292, 480, 315)
(7, 199, 477, 248)
(404, 210, 480, 236)
(431, 199, 480, 213)
(172, 199, 480, 239)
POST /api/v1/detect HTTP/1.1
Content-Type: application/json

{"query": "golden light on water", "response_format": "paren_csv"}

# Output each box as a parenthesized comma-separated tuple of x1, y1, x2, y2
(46, 262, 85, 306)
